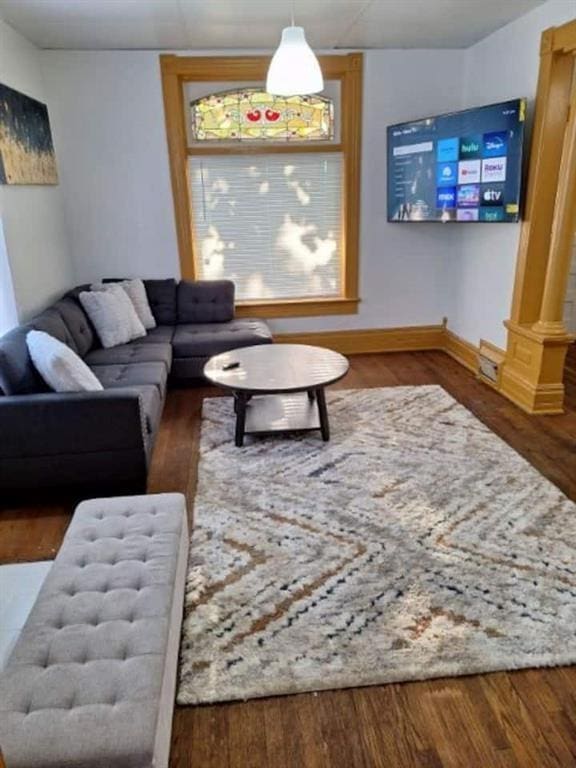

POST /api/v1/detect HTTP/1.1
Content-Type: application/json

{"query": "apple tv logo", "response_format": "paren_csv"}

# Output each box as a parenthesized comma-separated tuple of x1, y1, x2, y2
(481, 183, 505, 206)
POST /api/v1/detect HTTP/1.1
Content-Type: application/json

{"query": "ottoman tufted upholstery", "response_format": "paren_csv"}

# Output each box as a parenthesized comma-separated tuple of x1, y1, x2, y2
(0, 493, 189, 768)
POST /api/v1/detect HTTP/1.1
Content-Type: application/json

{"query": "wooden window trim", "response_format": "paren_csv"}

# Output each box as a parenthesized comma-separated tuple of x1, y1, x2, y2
(160, 53, 363, 318)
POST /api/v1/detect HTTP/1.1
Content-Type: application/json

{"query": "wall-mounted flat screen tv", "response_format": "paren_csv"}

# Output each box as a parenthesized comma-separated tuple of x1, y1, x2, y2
(387, 98, 527, 223)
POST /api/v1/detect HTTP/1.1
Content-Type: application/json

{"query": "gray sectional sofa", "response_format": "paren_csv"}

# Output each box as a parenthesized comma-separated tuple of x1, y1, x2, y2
(0, 278, 272, 495)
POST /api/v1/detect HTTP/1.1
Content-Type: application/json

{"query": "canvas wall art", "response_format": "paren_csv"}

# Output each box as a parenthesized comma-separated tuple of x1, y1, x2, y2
(0, 83, 58, 185)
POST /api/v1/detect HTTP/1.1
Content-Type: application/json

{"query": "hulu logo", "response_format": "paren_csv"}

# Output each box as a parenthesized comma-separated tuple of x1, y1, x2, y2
(460, 136, 481, 159)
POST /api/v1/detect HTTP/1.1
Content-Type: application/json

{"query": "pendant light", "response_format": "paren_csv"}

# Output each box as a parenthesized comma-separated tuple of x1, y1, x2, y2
(266, 0, 324, 96)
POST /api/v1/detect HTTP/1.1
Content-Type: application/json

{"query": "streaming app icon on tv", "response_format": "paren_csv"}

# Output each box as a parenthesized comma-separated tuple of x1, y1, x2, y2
(436, 187, 456, 209)
(459, 135, 482, 160)
(483, 131, 508, 158)
(437, 162, 458, 186)
(437, 138, 459, 162)
(481, 183, 505, 206)
(458, 160, 481, 184)
(482, 157, 507, 182)
(457, 184, 480, 207)
(457, 209, 479, 221)
(480, 208, 504, 222)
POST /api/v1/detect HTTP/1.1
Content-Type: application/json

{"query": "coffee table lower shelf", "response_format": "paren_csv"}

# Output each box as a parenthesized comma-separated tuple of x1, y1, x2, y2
(234, 389, 329, 446)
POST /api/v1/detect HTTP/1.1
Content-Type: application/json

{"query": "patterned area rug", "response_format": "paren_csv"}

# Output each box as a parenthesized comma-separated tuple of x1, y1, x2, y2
(178, 385, 576, 705)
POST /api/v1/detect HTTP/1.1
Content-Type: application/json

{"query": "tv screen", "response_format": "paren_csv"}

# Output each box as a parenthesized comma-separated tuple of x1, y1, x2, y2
(387, 98, 526, 223)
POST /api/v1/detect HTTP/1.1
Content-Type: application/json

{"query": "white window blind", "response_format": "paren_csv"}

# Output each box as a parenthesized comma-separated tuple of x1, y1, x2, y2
(188, 152, 343, 301)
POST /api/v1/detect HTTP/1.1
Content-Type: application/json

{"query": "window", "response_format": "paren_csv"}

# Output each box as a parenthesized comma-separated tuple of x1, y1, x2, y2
(160, 54, 362, 318)
(191, 89, 334, 142)
(189, 152, 342, 300)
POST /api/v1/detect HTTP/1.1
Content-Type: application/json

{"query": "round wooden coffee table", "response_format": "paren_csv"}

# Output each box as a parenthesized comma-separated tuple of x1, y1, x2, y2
(204, 344, 349, 446)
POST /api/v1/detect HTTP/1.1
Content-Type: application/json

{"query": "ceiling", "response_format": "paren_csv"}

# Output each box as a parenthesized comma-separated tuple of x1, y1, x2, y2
(0, 0, 546, 51)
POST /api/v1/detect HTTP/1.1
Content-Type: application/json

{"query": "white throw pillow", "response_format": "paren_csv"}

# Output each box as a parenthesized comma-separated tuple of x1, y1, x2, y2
(26, 330, 103, 393)
(101, 284, 146, 341)
(121, 279, 156, 330)
(79, 289, 133, 348)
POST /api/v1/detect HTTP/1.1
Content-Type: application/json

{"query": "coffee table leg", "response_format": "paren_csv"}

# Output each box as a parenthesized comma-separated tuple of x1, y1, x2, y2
(235, 393, 247, 447)
(307, 389, 316, 403)
(316, 387, 330, 442)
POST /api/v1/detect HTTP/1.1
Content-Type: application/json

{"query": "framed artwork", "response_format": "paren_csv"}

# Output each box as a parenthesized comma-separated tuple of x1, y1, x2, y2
(0, 82, 58, 185)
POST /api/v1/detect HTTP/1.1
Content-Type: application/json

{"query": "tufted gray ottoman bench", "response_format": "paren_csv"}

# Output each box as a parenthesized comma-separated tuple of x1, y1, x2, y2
(0, 493, 189, 768)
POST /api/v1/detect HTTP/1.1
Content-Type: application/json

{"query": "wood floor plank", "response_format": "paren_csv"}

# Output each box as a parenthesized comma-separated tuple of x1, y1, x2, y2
(171, 703, 231, 768)
(264, 693, 331, 768)
(227, 698, 270, 768)
(352, 683, 444, 768)
(480, 672, 572, 768)
(315, 689, 369, 768)
(1, 349, 576, 767)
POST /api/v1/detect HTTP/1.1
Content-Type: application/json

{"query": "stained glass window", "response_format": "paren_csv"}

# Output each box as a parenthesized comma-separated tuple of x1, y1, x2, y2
(190, 88, 334, 142)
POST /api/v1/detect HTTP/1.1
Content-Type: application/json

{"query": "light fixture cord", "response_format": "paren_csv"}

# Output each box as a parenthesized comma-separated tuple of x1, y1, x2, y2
(291, 0, 295, 27)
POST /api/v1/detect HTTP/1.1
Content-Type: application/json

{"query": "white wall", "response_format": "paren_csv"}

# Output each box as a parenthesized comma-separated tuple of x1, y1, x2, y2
(42, 51, 180, 287)
(0, 19, 72, 324)
(285, 50, 465, 334)
(0, 218, 18, 335)
(40, 0, 575, 341)
(43, 48, 465, 334)
(445, 0, 576, 348)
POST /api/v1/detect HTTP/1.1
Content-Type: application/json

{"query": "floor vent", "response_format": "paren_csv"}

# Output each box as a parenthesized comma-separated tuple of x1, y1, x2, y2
(478, 354, 499, 384)
(478, 340, 505, 388)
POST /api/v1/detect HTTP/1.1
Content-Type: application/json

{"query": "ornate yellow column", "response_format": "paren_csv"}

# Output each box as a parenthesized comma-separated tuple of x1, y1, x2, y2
(532, 92, 576, 336)
(500, 24, 576, 415)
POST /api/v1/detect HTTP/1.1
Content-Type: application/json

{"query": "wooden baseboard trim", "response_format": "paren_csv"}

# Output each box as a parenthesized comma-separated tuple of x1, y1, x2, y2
(443, 329, 480, 374)
(274, 325, 507, 387)
(275, 325, 445, 355)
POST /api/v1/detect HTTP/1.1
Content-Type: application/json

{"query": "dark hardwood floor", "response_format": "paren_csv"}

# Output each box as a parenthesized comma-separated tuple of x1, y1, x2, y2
(2, 349, 576, 768)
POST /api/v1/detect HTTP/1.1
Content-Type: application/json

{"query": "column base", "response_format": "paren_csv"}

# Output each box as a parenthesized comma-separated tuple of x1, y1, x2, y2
(499, 321, 573, 415)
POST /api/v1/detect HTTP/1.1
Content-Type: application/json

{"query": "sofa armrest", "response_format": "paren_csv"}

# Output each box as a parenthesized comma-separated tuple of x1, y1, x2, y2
(0, 390, 147, 459)
(177, 279, 235, 324)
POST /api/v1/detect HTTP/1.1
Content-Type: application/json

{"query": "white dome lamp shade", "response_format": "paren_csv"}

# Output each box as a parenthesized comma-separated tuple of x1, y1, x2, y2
(266, 26, 324, 96)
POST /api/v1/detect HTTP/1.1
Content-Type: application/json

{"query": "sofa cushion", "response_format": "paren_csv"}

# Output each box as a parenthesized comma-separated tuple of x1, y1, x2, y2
(53, 298, 95, 357)
(84, 342, 172, 372)
(144, 279, 177, 326)
(0, 324, 46, 395)
(135, 326, 175, 345)
(0, 307, 79, 395)
(27, 330, 104, 393)
(136, 384, 163, 435)
(32, 308, 77, 350)
(90, 362, 168, 399)
(91, 284, 147, 342)
(79, 290, 137, 349)
(177, 279, 234, 324)
(172, 319, 272, 358)
(121, 279, 157, 330)
(64, 284, 91, 301)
